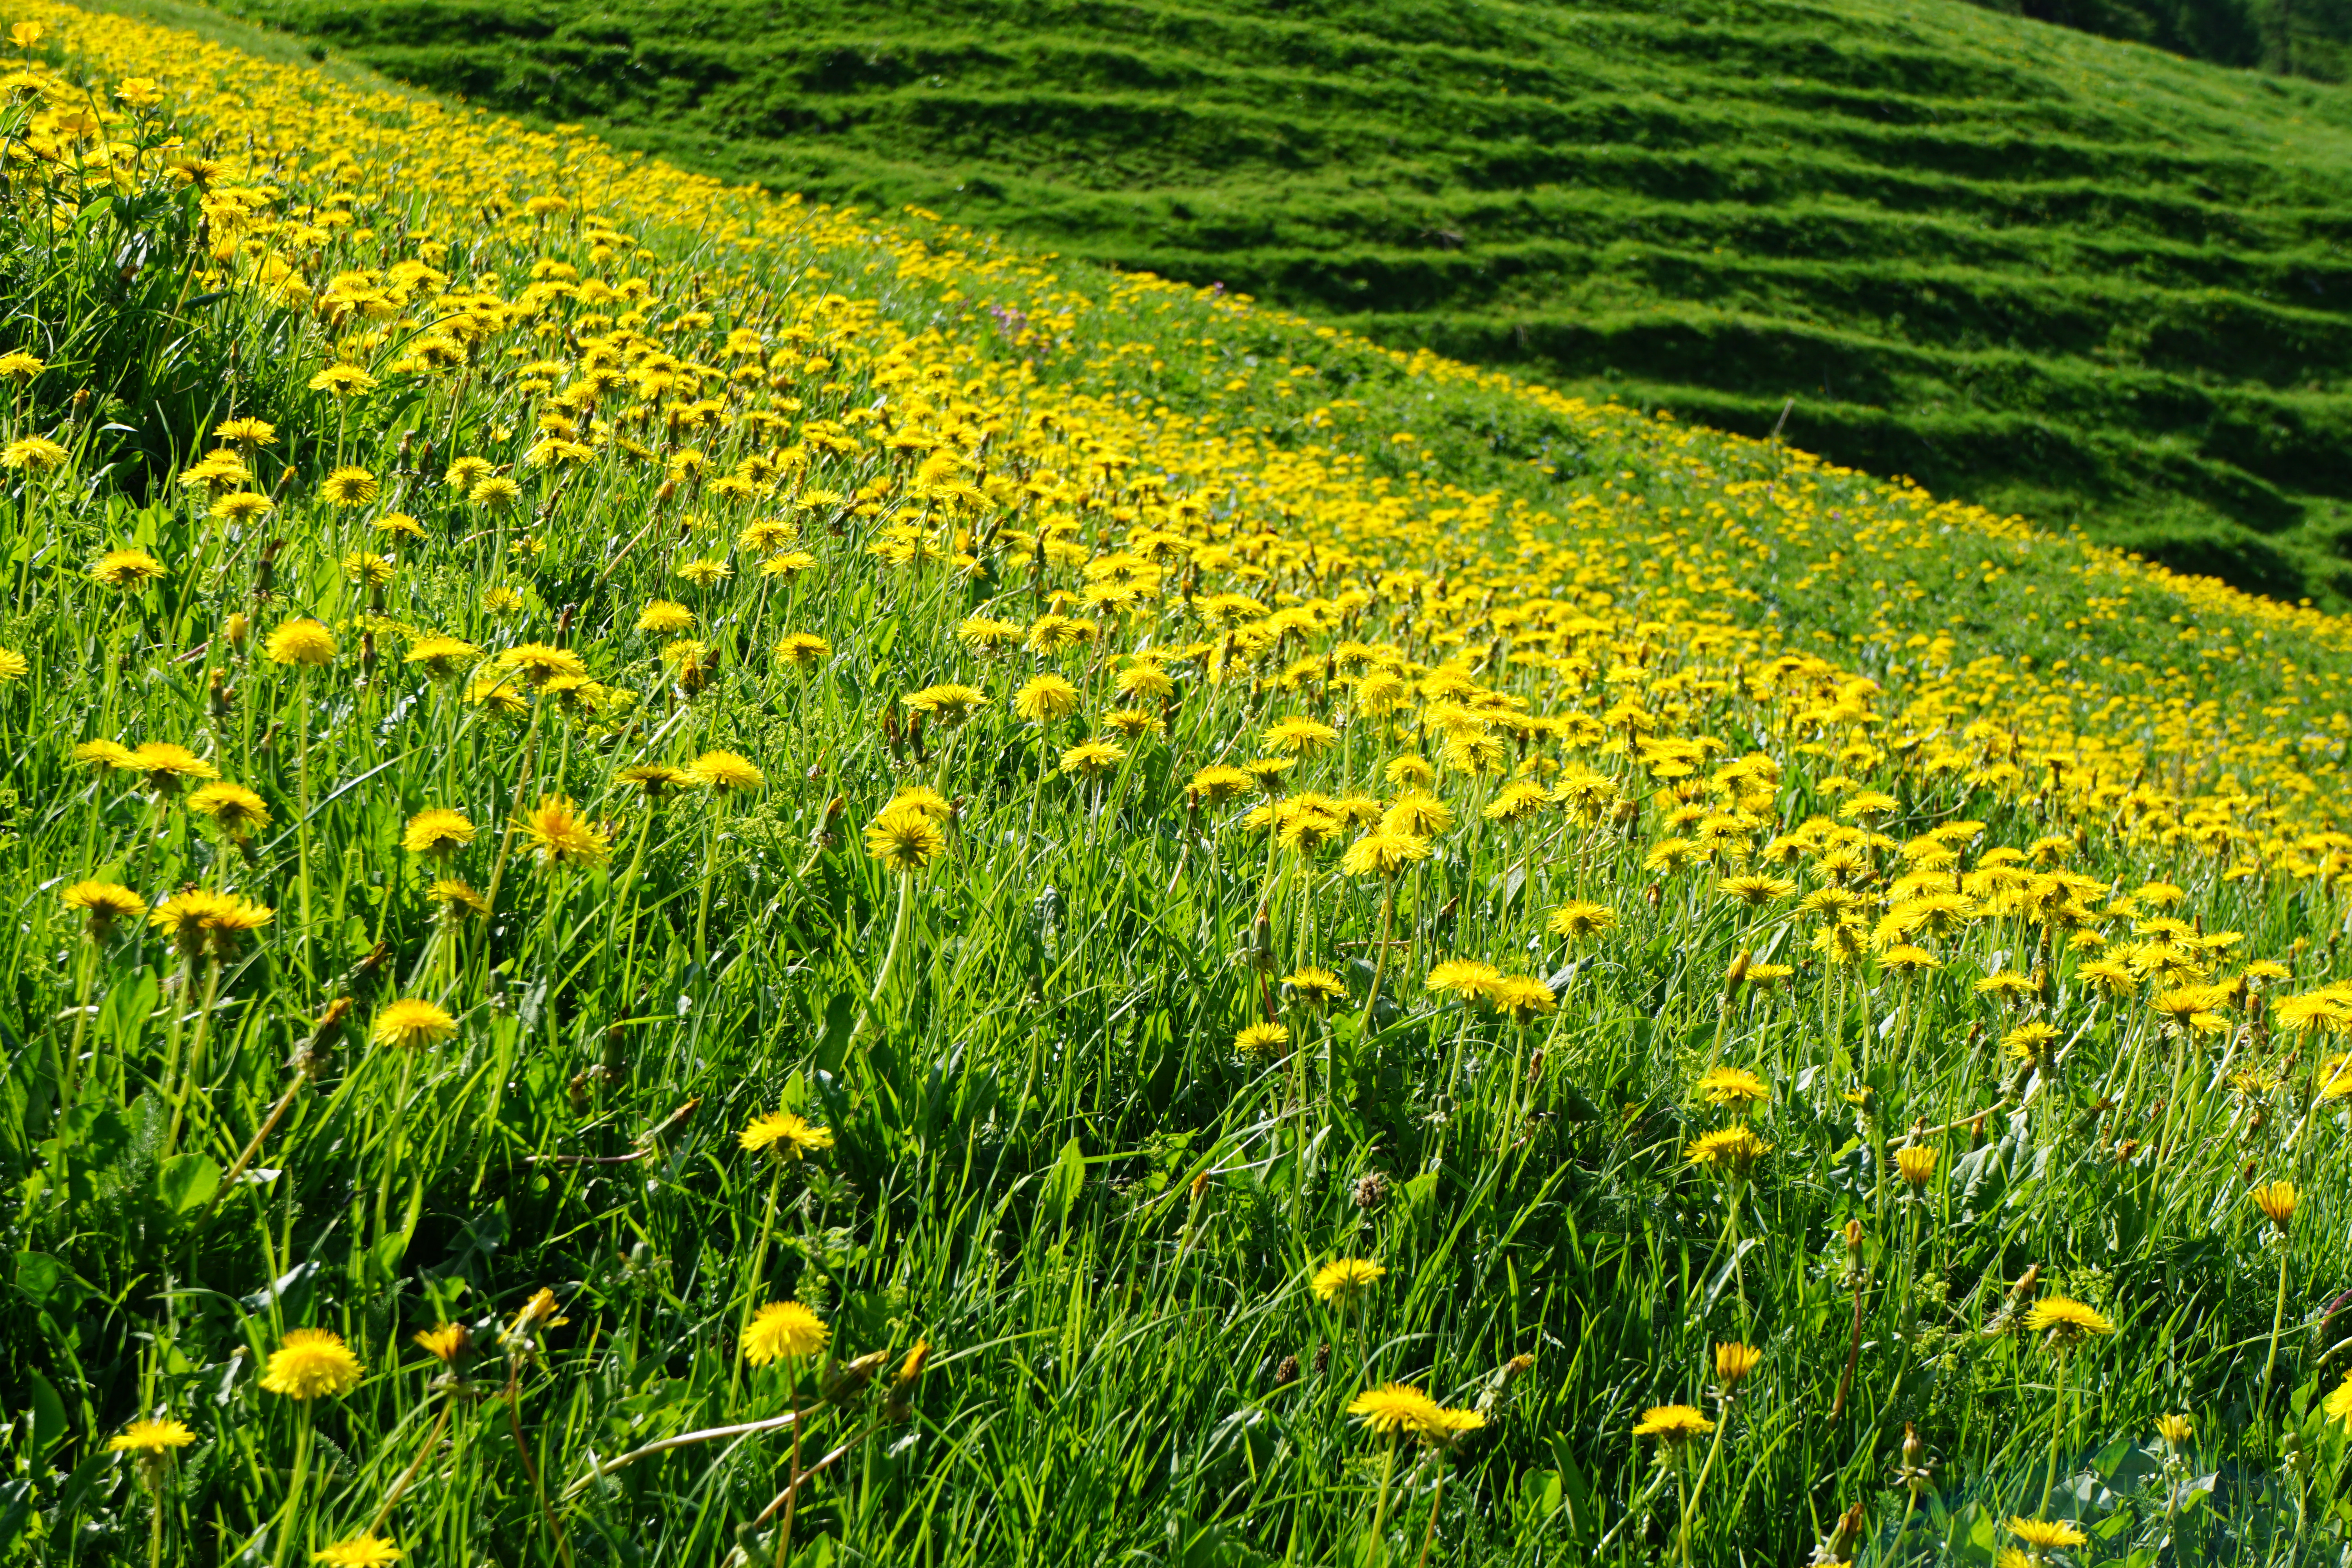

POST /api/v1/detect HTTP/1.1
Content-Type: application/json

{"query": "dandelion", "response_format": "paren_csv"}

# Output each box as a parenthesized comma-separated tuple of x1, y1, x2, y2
(497, 642, 586, 685)
(310, 1536, 403, 1568)
(636, 599, 695, 634)
(307, 363, 378, 397)
(1234, 1020, 1289, 1059)
(414, 1324, 469, 1364)
(1896, 1145, 1939, 1187)
(1262, 715, 1338, 754)
(1878, 944, 1939, 978)
(1695, 1066, 1770, 1109)
(401, 809, 475, 858)
(1487, 974, 1557, 1022)
(4, 435, 69, 471)
(470, 475, 522, 512)
(2325, 1369, 2352, 1427)
(372, 999, 457, 1050)
(1685, 1126, 1771, 1176)
(1347, 1382, 1436, 1435)
(1313, 1256, 1386, 1307)
(0, 646, 25, 683)
(1714, 1341, 1762, 1389)
(266, 619, 338, 666)
(2023, 1295, 2113, 1348)
(742, 1301, 829, 1366)
(864, 805, 947, 872)
(216, 416, 276, 447)
(775, 631, 831, 666)
(404, 637, 481, 681)
(63, 880, 145, 939)
(740, 1111, 835, 1159)
(430, 879, 490, 919)
(692, 750, 764, 791)
(1633, 1404, 1715, 1446)
(187, 782, 269, 839)
(518, 795, 610, 868)
(2155, 1412, 2193, 1448)
(108, 1417, 196, 1454)
(1339, 827, 1430, 879)
(1383, 790, 1454, 837)
(2005, 1517, 2086, 1552)
(1718, 873, 1795, 906)
(92, 548, 166, 590)
(2251, 1179, 2297, 1231)
(1013, 673, 1082, 723)
(212, 489, 275, 523)
(905, 682, 985, 725)
(320, 465, 379, 507)
(616, 763, 699, 799)
(1425, 958, 1501, 1001)
(1283, 967, 1349, 1007)
(1059, 739, 1125, 776)
(1188, 764, 1252, 805)
(1547, 900, 1617, 942)
(127, 742, 218, 791)
(261, 1328, 365, 1399)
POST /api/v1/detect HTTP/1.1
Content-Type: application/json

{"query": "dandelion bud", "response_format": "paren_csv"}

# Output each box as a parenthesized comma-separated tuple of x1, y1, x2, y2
(2252, 1179, 2298, 1232)
(1714, 1341, 1762, 1390)
(820, 1349, 889, 1406)
(884, 1339, 931, 1422)
(224, 610, 249, 647)
(1844, 1219, 1864, 1250)
(1272, 1353, 1299, 1386)
(1724, 950, 1751, 999)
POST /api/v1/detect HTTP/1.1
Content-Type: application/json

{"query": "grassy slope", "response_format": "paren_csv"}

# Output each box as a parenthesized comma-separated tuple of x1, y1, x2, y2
(198, 0, 2352, 606)
(14, 4, 2352, 1565)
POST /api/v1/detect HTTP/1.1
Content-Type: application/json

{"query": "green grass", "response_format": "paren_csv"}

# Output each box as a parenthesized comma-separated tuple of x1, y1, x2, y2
(11, 6, 2352, 1566)
(185, 0, 2352, 607)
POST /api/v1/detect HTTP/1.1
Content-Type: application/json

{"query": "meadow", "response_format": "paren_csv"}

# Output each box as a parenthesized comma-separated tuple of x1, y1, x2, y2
(9, 4, 2352, 1566)
(188, 0, 2352, 608)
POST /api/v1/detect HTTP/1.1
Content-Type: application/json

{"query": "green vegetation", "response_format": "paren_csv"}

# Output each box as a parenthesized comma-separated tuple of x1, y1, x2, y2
(15, 7, 2352, 1566)
(1964, 0, 2352, 80)
(196, 0, 2352, 605)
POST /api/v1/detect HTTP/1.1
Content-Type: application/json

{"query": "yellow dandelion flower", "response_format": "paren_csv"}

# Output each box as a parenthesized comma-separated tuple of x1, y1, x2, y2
(260, 1328, 364, 1399)
(1313, 1257, 1385, 1305)
(1347, 1382, 1437, 1436)
(1633, 1404, 1715, 1445)
(692, 750, 764, 791)
(517, 795, 609, 868)
(741, 1301, 829, 1367)
(266, 619, 338, 666)
(371, 998, 457, 1050)
(740, 1111, 835, 1158)
(108, 1417, 196, 1454)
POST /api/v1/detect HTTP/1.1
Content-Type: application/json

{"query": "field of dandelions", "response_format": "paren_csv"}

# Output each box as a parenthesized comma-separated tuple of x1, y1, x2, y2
(9, 5, 2352, 1566)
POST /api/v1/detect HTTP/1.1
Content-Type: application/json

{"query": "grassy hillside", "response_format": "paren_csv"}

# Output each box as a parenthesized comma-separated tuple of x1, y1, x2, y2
(16, 2, 2352, 1566)
(192, 0, 2352, 607)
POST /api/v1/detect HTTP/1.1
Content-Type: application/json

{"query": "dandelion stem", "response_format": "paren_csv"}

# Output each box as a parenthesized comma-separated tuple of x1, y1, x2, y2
(2258, 1241, 2290, 1432)
(1364, 884, 1392, 1044)
(1366, 1434, 1401, 1563)
(2037, 1349, 2068, 1518)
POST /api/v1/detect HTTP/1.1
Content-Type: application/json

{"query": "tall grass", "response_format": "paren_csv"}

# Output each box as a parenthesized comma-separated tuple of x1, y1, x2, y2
(5, 8, 2352, 1566)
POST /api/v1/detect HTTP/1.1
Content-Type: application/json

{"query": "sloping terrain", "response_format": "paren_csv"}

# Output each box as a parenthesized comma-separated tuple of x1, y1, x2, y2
(204, 0, 2352, 603)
